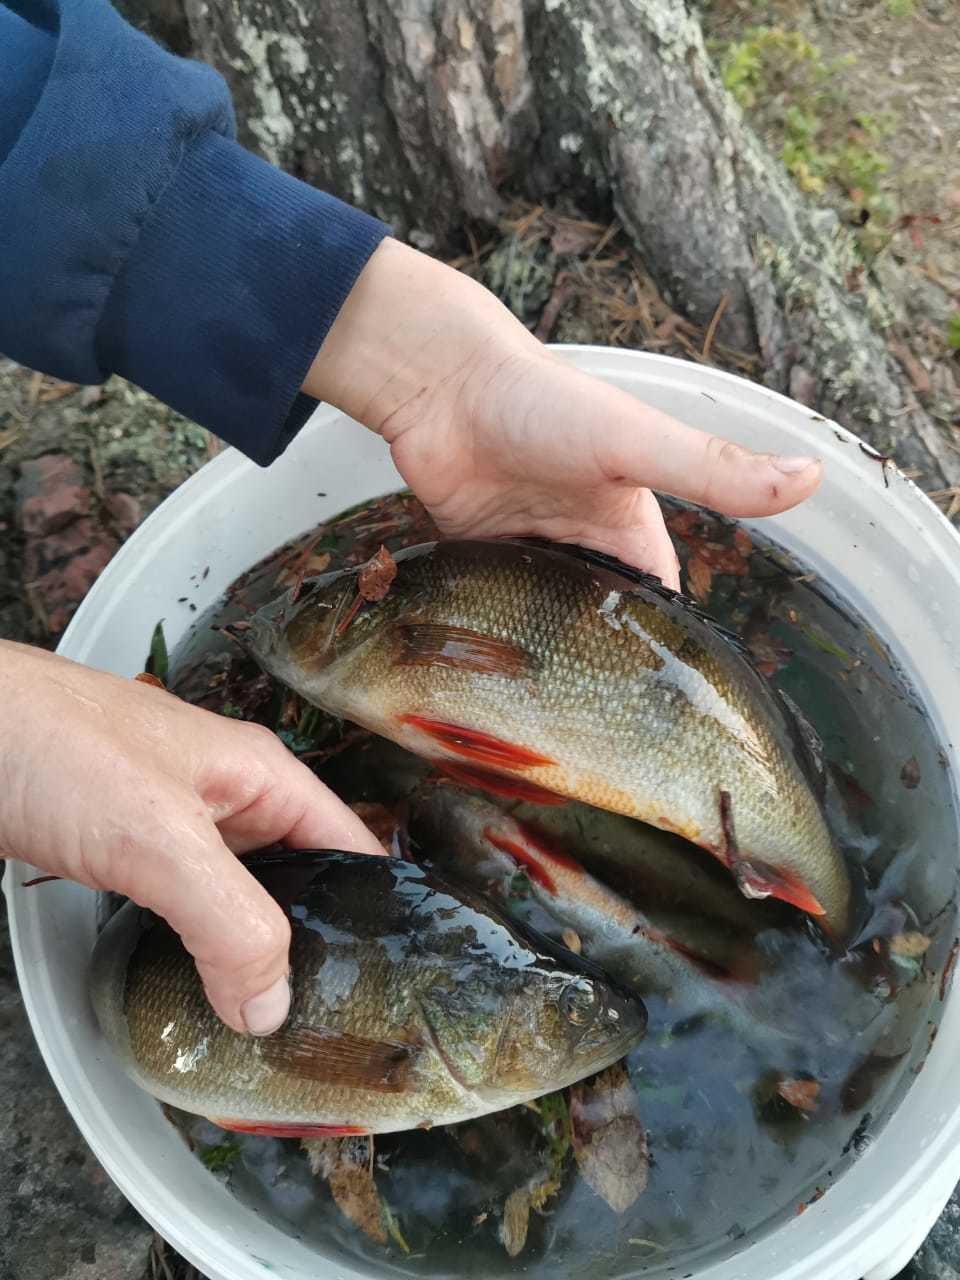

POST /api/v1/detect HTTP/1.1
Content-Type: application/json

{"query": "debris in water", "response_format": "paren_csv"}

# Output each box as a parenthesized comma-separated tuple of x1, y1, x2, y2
(570, 1064, 648, 1213)
(900, 757, 921, 790)
(500, 1186, 532, 1257)
(687, 556, 713, 603)
(776, 1078, 821, 1113)
(359, 545, 398, 602)
(303, 1136, 388, 1247)
(889, 932, 931, 958)
(562, 928, 582, 954)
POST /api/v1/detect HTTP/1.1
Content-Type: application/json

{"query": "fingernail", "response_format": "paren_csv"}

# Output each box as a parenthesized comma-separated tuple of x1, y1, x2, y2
(771, 454, 819, 475)
(242, 975, 290, 1037)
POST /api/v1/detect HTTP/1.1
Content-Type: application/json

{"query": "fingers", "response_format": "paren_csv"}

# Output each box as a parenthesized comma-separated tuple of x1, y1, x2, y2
(195, 721, 385, 857)
(586, 376, 823, 517)
(107, 799, 295, 1036)
(580, 490, 681, 591)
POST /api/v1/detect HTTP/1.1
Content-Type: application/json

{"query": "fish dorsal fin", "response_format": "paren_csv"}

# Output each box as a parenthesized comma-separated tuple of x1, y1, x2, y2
(261, 1025, 420, 1093)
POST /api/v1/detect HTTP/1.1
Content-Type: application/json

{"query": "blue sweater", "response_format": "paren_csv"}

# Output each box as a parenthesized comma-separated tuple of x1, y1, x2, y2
(0, 0, 390, 463)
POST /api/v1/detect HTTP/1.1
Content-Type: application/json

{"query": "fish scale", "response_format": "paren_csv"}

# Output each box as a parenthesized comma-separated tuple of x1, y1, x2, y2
(249, 539, 850, 935)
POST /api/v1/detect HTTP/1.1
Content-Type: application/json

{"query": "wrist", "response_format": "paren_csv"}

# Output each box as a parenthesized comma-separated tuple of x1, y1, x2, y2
(302, 237, 540, 439)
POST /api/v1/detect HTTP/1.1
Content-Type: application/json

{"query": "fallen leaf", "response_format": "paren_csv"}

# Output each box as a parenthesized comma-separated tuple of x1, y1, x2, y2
(569, 1064, 648, 1213)
(562, 928, 582, 954)
(900, 757, 921, 790)
(733, 527, 753, 559)
(303, 1136, 386, 1246)
(499, 1186, 531, 1257)
(358, 545, 397, 602)
(134, 672, 166, 689)
(889, 931, 931, 958)
(695, 541, 750, 575)
(349, 801, 401, 851)
(665, 508, 701, 539)
(686, 556, 713, 603)
(776, 1078, 820, 1112)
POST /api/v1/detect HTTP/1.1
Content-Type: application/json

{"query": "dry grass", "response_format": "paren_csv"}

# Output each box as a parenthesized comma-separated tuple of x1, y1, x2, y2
(451, 200, 759, 378)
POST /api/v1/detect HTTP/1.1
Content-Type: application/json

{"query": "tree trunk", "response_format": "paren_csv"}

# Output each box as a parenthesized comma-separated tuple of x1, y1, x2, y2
(164, 0, 958, 488)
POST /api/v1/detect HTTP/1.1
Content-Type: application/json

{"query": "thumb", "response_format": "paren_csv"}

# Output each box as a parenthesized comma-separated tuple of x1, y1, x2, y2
(585, 376, 824, 516)
(118, 803, 294, 1037)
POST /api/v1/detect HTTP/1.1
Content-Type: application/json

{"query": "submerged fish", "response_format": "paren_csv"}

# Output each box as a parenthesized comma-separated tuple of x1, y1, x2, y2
(410, 783, 760, 1001)
(248, 539, 851, 934)
(409, 786, 883, 1055)
(89, 851, 646, 1137)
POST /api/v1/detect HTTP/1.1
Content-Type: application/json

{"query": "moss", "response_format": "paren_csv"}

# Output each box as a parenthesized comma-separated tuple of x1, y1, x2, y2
(714, 26, 894, 254)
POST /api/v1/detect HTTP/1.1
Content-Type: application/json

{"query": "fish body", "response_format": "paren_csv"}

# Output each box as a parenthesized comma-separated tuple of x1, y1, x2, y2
(503, 796, 789, 941)
(410, 784, 760, 1005)
(89, 852, 645, 1136)
(248, 539, 850, 934)
(409, 786, 876, 1054)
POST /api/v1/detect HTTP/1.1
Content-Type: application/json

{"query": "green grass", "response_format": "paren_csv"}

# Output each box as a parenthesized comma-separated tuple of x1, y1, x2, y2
(716, 26, 895, 251)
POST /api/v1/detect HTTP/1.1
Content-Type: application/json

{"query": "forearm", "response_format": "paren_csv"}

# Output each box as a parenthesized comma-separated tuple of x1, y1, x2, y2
(303, 238, 544, 439)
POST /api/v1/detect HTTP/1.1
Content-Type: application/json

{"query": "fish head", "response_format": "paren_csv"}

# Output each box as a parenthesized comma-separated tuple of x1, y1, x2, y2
(247, 569, 377, 686)
(419, 950, 646, 1106)
(488, 967, 647, 1095)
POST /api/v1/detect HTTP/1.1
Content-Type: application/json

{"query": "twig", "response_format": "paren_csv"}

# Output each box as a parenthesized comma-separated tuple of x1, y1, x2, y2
(535, 272, 575, 342)
(701, 293, 730, 362)
(23, 581, 50, 635)
(586, 220, 620, 264)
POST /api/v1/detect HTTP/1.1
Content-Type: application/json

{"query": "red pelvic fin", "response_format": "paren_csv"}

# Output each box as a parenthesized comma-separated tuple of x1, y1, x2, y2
(400, 715, 555, 770)
(209, 1119, 369, 1139)
(435, 761, 567, 806)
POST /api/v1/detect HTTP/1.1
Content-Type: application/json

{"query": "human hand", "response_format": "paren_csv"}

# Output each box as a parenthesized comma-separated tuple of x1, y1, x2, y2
(0, 641, 383, 1035)
(306, 239, 822, 591)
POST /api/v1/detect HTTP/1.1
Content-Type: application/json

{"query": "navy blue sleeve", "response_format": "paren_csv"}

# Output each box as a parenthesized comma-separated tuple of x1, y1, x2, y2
(0, 0, 390, 465)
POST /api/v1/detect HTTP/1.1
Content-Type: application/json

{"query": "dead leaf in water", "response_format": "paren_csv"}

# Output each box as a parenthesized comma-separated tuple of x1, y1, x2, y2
(900, 757, 921, 790)
(686, 556, 713, 604)
(733, 527, 753, 559)
(889, 931, 931, 958)
(359, 545, 397, 602)
(569, 1064, 648, 1213)
(499, 1186, 532, 1257)
(349, 801, 401, 851)
(776, 1078, 820, 1113)
(303, 1136, 387, 1246)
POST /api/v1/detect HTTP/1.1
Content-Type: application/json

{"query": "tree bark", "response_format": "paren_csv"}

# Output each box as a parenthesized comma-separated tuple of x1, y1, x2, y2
(164, 0, 957, 488)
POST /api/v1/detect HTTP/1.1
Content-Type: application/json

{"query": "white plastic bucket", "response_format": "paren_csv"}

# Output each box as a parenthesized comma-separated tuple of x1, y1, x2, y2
(6, 348, 960, 1280)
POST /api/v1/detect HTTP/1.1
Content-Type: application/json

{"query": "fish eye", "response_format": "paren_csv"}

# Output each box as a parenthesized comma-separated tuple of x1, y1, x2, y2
(560, 978, 599, 1026)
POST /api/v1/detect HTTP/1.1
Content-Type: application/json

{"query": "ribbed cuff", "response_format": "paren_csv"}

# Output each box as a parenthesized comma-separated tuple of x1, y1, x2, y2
(97, 130, 390, 465)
